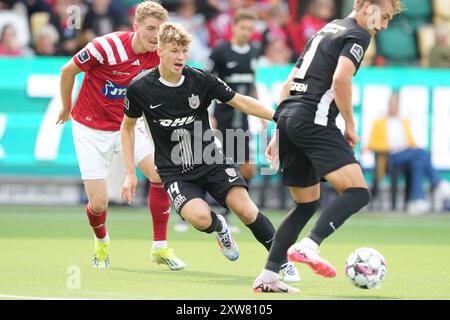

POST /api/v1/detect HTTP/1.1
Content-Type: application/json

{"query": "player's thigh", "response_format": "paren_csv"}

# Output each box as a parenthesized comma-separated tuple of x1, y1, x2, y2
(72, 119, 116, 180)
(83, 179, 108, 212)
(324, 163, 367, 194)
(225, 185, 259, 224)
(293, 121, 361, 193)
(278, 118, 320, 189)
(289, 184, 321, 203)
(205, 164, 247, 207)
(137, 155, 160, 182)
(134, 119, 160, 182)
(164, 178, 207, 222)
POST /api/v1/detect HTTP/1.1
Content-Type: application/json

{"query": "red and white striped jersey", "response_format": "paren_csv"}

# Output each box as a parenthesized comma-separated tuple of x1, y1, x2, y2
(72, 31, 159, 131)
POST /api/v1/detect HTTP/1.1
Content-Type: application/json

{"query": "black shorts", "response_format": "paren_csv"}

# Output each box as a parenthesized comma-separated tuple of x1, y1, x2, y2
(161, 163, 248, 215)
(278, 116, 359, 188)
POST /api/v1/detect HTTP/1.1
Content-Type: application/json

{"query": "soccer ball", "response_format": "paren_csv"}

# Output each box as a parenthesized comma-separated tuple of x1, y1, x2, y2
(345, 247, 387, 289)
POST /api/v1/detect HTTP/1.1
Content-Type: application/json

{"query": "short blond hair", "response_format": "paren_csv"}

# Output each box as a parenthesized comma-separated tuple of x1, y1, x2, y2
(135, 1, 168, 24)
(354, 0, 404, 15)
(158, 22, 192, 48)
(234, 8, 258, 25)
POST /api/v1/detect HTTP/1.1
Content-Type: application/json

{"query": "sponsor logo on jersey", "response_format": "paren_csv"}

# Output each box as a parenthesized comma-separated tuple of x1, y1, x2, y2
(76, 49, 90, 64)
(291, 82, 309, 93)
(103, 80, 127, 99)
(156, 116, 196, 127)
(188, 94, 200, 109)
(226, 61, 238, 69)
(124, 97, 129, 110)
(112, 70, 131, 76)
(132, 59, 140, 66)
(350, 43, 364, 63)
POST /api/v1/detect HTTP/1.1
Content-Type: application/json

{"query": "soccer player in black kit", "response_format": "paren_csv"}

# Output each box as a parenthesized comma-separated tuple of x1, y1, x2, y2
(206, 9, 263, 236)
(120, 22, 299, 280)
(253, 0, 403, 293)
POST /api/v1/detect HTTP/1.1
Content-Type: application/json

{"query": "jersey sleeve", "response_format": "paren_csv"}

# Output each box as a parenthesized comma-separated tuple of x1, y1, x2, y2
(72, 38, 105, 72)
(339, 30, 371, 69)
(204, 70, 236, 103)
(123, 84, 143, 119)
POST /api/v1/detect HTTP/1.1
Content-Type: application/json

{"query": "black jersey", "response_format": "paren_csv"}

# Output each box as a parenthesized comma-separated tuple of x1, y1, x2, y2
(124, 66, 236, 177)
(273, 18, 371, 126)
(208, 41, 259, 128)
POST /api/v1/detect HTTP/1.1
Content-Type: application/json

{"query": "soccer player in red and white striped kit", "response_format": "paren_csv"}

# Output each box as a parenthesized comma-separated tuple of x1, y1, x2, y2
(56, 0, 185, 270)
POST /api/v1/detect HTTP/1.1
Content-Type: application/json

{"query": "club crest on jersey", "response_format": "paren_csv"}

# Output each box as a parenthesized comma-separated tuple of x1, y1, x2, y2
(76, 49, 90, 64)
(225, 168, 237, 177)
(188, 94, 200, 109)
(350, 43, 364, 63)
(103, 80, 127, 99)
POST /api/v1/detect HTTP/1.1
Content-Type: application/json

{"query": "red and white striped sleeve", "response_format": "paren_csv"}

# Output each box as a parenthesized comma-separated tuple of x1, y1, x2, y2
(72, 37, 107, 71)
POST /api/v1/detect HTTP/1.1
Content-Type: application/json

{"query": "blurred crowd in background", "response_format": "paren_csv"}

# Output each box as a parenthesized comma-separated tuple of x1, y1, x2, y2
(0, 0, 449, 67)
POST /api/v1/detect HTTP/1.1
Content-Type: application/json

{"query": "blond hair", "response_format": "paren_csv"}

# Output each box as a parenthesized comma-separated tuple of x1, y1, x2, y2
(158, 22, 192, 48)
(234, 8, 258, 25)
(135, 1, 168, 24)
(353, 0, 404, 15)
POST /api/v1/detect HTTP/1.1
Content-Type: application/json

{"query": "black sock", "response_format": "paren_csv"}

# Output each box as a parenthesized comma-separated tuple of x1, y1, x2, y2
(246, 212, 276, 252)
(308, 188, 371, 245)
(265, 200, 319, 273)
(196, 211, 223, 234)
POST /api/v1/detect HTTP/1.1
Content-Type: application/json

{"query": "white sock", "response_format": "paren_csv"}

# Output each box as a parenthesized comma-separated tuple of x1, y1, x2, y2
(96, 233, 109, 243)
(299, 237, 319, 252)
(152, 241, 168, 250)
(259, 269, 279, 283)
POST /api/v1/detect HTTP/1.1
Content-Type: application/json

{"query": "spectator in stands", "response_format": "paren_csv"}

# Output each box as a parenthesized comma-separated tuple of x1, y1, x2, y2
(170, 0, 210, 65)
(82, 0, 125, 44)
(33, 24, 61, 56)
(369, 92, 450, 214)
(260, 3, 293, 61)
(49, 0, 80, 55)
(0, 24, 22, 56)
(429, 25, 450, 68)
(258, 37, 292, 66)
(206, 0, 262, 48)
(288, 0, 334, 57)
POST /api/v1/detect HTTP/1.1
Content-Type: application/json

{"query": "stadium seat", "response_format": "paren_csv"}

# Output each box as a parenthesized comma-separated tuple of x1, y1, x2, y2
(433, 0, 450, 20)
(417, 25, 436, 67)
(376, 27, 418, 64)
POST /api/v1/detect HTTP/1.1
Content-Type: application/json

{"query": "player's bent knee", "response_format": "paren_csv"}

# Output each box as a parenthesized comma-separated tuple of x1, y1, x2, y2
(345, 188, 371, 207)
(89, 202, 107, 214)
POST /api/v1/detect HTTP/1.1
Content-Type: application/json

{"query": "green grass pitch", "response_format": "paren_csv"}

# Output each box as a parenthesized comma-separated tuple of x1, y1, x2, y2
(0, 206, 449, 300)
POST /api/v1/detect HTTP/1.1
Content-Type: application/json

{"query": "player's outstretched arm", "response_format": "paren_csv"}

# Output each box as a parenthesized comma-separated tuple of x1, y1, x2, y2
(120, 115, 138, 204)
(332, 56, 359, 148)
(56, 60, 82, 124)
(226, 93, 275, 121)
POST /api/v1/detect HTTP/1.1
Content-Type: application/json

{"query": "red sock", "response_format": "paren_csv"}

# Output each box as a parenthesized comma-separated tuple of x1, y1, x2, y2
(149, 182, 171, 241)
(86, 206, 107, 239)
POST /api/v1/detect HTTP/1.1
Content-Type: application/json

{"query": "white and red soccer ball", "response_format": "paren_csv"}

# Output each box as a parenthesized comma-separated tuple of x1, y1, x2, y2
(345, 248, 387, 289)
